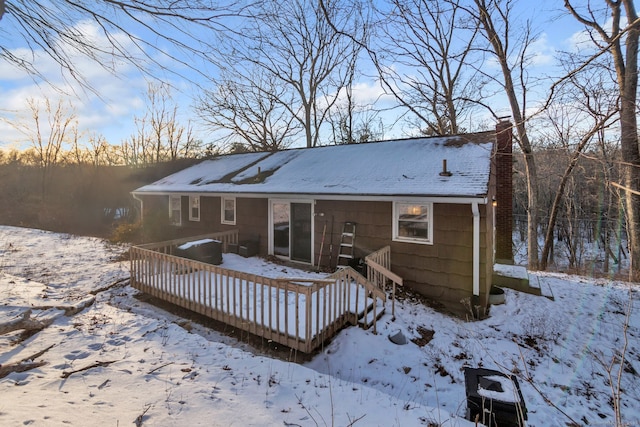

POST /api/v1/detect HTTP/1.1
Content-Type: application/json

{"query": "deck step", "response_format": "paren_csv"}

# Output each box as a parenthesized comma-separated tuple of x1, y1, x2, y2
(492, 264, 554, 300)
(493, 264, 528, 287)
(354, 299, 386, 329)
(358, 307, 386, 328)
(532, 275, 555, 300)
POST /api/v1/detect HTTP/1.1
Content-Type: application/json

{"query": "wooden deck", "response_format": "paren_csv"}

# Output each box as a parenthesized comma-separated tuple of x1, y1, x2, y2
(130, 232, 398, 353)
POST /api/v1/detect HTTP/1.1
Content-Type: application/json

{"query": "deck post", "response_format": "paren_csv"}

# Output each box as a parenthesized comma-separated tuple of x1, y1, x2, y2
(306, 286, 312, 353)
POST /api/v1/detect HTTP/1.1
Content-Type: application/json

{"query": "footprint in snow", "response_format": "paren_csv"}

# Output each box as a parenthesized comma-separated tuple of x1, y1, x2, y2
(64, 350, 90, 360)
(53, 363, 72, 370)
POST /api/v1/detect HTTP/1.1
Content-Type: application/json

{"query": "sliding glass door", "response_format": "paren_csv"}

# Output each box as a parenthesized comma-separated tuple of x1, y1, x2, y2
(270, 200, 313, 264)
(291, 202, 312, 262)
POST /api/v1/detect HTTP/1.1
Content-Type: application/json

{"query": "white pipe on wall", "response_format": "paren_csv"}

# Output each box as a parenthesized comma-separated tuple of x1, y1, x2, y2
(472, 202, 480, 296)
(132, 193, 144, 224)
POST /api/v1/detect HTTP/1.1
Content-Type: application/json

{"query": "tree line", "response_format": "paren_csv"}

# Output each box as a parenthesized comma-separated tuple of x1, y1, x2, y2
(514, 143, 627, 276)
(0, 153, 197, 238)
(4, 84, 211, 170)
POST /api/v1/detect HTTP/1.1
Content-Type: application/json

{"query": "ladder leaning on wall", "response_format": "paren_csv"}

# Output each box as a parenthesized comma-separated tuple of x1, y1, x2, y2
(337, 222, 356, 266)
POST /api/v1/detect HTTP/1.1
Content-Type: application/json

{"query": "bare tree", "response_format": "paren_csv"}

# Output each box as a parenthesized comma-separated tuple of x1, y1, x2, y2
(1, 1, 250, 90)
(375, 0, 484, 135)
(232, 0, 366, 148)
(328, 56, 358, 145)
(596, 135, 624, 275)
(564, 0, 640, 279)
(327, 50, 383, 144)
(329, 105, 384, 144)
(463, 0, 543, 269)
(539, 53, 619, 270)
(121, 83, 198, 166)
(121, 114, 150, 167)
(167, 117, 198, 161)
(198, 69, 300, 152)
(82, 133, 112, 166)
(14, 98, 77, 200)
(148, 84, 169, 164)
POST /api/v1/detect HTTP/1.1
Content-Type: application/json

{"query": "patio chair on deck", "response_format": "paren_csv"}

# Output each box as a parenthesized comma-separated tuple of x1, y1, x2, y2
(238, 234, 260, 258)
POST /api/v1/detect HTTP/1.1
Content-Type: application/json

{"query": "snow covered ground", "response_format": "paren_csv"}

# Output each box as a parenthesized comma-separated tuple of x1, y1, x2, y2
(0, 225, 638, 426)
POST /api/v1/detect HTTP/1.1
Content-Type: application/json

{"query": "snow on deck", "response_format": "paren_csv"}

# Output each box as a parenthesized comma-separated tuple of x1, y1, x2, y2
(133, 253, 378, 343)
(149, 269, 373, 340)
(494, 263, 529, 280)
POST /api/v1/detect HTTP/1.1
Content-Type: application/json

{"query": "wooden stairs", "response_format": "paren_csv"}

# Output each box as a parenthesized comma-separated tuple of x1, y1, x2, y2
(492, 264, 554, 300)
(353, 299, 386, 329)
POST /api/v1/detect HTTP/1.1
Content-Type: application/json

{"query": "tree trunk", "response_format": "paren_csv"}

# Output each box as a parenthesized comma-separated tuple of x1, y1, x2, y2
(617, 1, 640, 280)
(522, 148, 540, 270)
(474, 0, 540, 269)
(621, 128, 640, 280)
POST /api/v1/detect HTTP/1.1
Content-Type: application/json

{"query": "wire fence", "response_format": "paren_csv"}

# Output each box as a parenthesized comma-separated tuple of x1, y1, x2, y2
(512, 214, 629, 275)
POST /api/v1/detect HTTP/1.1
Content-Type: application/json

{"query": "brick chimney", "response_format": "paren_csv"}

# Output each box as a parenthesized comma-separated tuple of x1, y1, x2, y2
(495, 120, 513, 264)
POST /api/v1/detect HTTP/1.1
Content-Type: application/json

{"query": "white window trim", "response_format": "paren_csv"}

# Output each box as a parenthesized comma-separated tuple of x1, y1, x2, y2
(189, 196, 200, 222)
(169, 195, 182, 226)
(221, 196, 236, 225)
(392, 201, 433, 245)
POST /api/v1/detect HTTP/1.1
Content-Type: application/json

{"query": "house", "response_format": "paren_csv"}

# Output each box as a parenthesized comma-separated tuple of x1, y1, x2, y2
(132, 121, 514, 314)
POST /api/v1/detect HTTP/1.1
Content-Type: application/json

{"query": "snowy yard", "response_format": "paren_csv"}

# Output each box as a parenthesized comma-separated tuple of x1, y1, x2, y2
(1, 225, 639, 426)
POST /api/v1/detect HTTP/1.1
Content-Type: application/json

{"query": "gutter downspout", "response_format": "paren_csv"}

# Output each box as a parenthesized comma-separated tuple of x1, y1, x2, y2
(130, 193, 144, 288)
(472, 202, 480, 297)
(132, 193, 144, 224)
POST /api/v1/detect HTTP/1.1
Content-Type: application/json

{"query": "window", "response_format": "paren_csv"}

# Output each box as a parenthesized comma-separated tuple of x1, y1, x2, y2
(169, 195, 182, 226)
(393, 202, 433, 244)
(221, 197, 236, 225)
(189, 196, 200, 221)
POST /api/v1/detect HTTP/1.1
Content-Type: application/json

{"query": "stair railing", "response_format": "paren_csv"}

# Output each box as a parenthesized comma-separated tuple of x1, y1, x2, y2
(326, 266, 385, 333)
(365, 246, 402, 319)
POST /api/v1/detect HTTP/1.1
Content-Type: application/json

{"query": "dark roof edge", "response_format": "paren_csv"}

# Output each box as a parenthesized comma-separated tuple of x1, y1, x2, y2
(131, 190, 489, 204)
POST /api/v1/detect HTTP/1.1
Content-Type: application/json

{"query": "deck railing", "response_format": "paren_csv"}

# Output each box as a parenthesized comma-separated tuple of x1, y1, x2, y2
(129, 233, 385, 353)
(327, 266, 386, 333)
(365, 246, 403, 318)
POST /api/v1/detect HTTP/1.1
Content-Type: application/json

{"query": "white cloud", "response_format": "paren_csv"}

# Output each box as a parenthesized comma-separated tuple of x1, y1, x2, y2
(351, 79, 397, 107)
(564, 15, 632, 53)
(0, 20, 159, 147)
(528, 33, 556, 67)
(566, 27, 595, 53)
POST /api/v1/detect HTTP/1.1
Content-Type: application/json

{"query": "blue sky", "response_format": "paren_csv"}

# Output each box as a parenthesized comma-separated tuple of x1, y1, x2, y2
(0, 1, 603, 151)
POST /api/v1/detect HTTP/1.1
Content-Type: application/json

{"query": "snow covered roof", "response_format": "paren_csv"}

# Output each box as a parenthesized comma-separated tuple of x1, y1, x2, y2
(133, 132, 495, 198)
